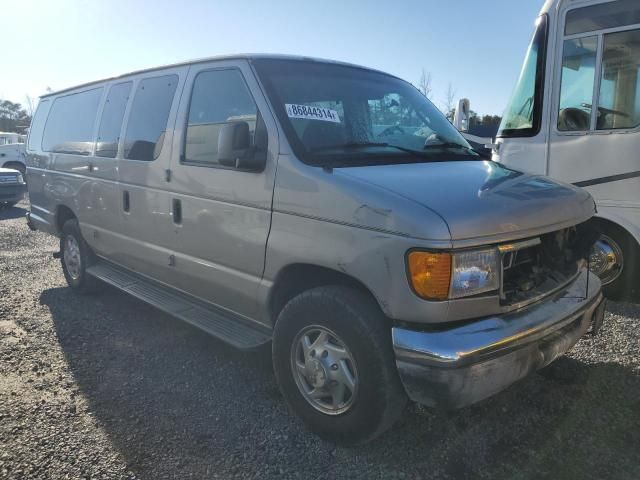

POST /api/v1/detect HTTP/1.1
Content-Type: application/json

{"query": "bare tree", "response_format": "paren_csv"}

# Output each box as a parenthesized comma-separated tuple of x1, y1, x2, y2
(444, 83, 456, 113)
(24, 95, 36, 117)
(418, 69, 433, 99)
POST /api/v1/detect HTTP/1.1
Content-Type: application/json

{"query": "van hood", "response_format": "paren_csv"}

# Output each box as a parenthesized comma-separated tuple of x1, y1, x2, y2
(337, 160, 595, 245)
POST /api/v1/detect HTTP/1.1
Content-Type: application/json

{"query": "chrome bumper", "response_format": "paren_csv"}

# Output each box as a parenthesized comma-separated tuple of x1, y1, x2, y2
(393, 269, 604, 409)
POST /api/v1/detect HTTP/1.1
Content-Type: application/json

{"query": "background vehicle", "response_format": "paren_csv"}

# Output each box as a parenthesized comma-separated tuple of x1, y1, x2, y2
(0, 166, 26, 207)
(0, 132, 27, 175)
(492, 0, 640, 301)
(25, 55, 604, 444)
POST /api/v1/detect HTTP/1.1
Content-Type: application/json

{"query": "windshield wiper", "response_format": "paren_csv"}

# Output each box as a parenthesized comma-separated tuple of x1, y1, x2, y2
(423, 142, 478, 155)
(309, 141, 432, 157)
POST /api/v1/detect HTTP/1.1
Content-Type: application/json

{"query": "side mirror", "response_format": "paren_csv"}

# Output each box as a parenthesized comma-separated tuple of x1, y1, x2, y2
(217, 122, 265, 171)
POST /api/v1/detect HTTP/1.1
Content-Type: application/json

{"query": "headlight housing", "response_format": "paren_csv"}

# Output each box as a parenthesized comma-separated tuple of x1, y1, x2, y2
(16, 173, 24, 184)
(407, 248, 500, 301)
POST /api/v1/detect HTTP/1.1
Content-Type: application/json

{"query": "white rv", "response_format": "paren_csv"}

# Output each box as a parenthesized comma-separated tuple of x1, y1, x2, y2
(493, 0, 640, 301)
(0, 132, 27, 175)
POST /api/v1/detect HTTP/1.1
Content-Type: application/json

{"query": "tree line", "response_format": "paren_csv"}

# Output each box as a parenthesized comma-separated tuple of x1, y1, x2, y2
(0, 100, 32, 134)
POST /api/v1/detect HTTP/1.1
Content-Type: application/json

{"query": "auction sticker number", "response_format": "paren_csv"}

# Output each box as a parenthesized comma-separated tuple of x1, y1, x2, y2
(285, 104, 341, 123)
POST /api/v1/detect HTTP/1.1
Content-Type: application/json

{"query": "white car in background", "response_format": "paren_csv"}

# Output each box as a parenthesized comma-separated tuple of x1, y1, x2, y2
(0, 167, 27, 208)
(0, 132, 27, 176)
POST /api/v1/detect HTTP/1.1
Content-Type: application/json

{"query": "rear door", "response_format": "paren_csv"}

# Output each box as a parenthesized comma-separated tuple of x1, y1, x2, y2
(114, 67, 188, 284)
(84, 81, 132, 257)
(164, 59, 279, 321)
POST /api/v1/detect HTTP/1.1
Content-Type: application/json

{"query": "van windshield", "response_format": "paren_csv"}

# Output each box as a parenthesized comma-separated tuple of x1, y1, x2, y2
(252, 59, 477, 167)
(498, 15, 549, 138)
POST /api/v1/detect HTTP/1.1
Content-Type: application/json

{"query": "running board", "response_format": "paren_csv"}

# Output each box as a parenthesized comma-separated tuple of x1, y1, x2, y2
(86, 261, 272, 349)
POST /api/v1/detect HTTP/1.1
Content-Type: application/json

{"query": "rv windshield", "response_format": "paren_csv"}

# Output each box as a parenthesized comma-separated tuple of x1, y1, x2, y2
(253, 59, 476, 167)
(498, 15, 549, 137)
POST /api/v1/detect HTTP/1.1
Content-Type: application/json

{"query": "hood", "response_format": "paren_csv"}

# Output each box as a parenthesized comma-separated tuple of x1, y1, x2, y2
(338, 161, 595, 245)
(0, 167, 20, 174)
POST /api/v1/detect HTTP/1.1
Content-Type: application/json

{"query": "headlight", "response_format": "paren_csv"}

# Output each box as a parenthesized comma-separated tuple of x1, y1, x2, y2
(16, 173, 24, 184)
(407, 248, 499, 301)
(450, 248, 499, 298)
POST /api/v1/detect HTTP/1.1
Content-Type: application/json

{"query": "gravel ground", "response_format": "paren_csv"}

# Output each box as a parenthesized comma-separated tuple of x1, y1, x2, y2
(1, 200, 639, 480)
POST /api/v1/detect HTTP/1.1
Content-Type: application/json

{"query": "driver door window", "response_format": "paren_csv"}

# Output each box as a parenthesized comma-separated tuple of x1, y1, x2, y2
(558, 36, 597, 131)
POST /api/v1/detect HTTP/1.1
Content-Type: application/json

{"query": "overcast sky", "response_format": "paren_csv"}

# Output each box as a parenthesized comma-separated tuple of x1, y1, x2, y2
(3, 0, 543, 115)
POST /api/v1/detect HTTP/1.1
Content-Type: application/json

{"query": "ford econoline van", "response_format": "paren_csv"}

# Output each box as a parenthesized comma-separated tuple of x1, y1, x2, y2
(26, 55, 605, 444)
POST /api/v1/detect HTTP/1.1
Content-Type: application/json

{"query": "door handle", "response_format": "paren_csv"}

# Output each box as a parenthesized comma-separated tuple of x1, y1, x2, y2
(88, 162, 95, 172)
(172, 198, 182, 224)
(123, 191, 130, 212)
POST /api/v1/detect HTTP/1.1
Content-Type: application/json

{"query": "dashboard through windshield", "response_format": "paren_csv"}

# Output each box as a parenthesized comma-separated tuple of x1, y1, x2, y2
(252, 59, 476, 166)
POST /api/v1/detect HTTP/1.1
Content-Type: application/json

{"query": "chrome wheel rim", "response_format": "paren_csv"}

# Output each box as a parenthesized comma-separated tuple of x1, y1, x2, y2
(63, 235, 82, 281)
(590, 235, 623, 286)
(291, 326, 358, 415)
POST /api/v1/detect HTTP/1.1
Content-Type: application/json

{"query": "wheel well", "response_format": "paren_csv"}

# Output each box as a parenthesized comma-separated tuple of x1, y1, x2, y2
(2, 161, 25, 174)
(269, 264, 377, 322)
(590, 216, 638, 246)
(55, 205, 77, 235)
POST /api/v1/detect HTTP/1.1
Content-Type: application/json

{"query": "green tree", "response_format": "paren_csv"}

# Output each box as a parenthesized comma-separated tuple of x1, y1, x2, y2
(0, 100, 31, 133)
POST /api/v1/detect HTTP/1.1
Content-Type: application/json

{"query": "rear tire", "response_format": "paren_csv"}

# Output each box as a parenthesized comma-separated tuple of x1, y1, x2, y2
(272, 285, 407, 445)
(60, 219, 100, 294)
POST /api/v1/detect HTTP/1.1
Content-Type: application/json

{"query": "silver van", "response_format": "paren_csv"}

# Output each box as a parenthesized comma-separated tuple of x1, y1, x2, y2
(26, 55, 605, 444)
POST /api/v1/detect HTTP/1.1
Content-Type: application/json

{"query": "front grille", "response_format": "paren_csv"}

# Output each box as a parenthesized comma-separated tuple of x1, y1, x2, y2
(500, 223, 597, 307)
(0, 175, 18, 184)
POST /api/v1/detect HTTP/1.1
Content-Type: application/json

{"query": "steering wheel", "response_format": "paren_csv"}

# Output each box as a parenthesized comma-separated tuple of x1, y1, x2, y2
(558, 108, 591, 131)
(378, 125, 406, 137)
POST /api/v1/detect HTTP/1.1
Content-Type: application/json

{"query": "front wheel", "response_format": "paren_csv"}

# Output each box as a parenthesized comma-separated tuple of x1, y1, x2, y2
(272, 286, 407, 445)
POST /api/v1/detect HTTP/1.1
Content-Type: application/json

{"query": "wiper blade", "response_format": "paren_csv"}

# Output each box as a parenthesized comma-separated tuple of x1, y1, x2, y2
(423, 142, 478, 155)
(422, 142, 480, 157)
(309, 141, 432, 157)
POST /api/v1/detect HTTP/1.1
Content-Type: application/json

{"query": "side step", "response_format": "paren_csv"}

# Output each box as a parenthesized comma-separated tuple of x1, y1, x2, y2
(86, 261, 272, 349)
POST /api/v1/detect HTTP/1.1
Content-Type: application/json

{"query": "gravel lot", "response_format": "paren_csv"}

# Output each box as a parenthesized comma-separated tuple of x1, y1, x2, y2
(1, 200, 639, 479)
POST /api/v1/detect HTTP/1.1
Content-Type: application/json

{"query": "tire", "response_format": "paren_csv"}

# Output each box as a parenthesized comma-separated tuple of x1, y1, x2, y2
(591, 220, 639, 301)
(60, 218, 100, 294)
(272, 285, 407, 445)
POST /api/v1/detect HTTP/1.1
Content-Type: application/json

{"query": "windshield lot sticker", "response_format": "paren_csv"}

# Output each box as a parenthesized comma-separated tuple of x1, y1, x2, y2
(285, 104, 341, 123)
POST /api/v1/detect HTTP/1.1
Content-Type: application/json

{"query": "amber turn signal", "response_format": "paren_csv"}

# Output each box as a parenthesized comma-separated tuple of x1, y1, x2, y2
(407, 251, 452, 300)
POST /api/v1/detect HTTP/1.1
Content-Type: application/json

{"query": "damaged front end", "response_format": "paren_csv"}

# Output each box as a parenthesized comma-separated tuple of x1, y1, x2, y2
(499, 222, 599, 309)
(392, 222, 604, 409)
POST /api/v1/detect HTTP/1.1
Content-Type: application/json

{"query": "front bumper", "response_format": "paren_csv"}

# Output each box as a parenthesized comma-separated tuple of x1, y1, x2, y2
(393, 269, 604, 409)
(0, 183, 26, 203)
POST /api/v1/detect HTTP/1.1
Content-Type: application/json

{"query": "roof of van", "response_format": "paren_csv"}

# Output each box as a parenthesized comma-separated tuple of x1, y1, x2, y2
(40, 54, 392, 99)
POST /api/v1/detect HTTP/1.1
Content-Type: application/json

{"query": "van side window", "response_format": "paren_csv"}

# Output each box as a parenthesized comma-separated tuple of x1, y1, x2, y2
(27, 99, 50, 151)
(565, 0, 640, 36)
(96, 81, 132, 158)
(42, 88, 103, 154)
(558, 36, 597, 131)
(597, 29, 640, 130)
(124, 75, 178, 161)
(184, 69, 261, 166)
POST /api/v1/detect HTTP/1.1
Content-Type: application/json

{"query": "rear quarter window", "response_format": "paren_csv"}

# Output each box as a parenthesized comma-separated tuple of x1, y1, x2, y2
(27, 99, 51, 151)
(42, 88, 103, 155)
